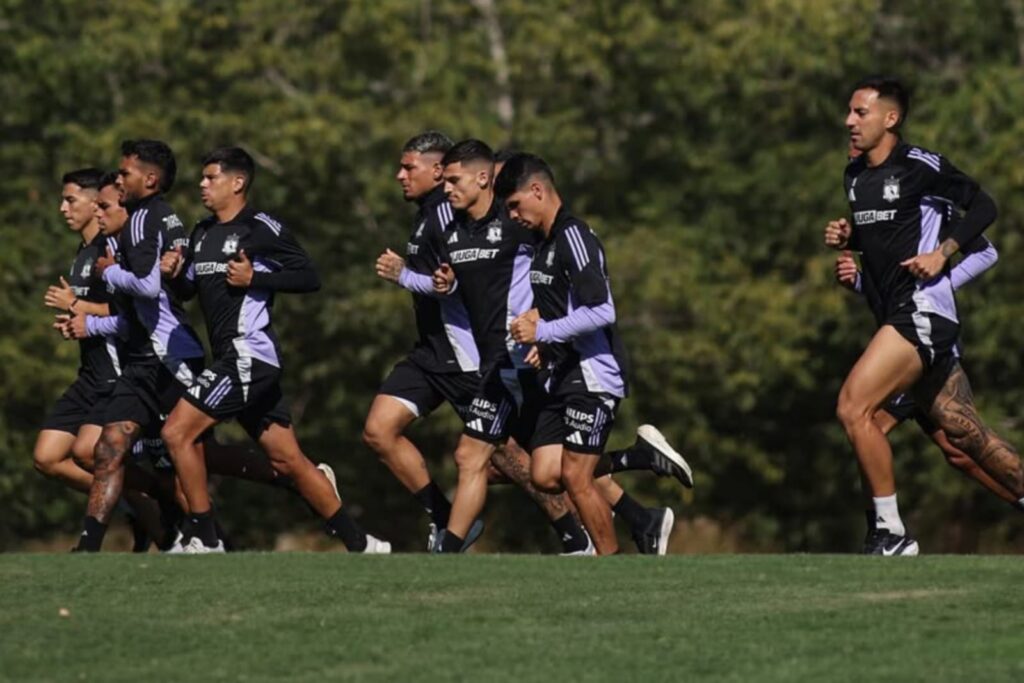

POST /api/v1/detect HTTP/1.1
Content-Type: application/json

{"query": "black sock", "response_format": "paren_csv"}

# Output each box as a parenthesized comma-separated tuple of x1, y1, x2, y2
(604, 445, 655, 473)
(189, 510, 219, 547)
(439, 530, 464, 553)
(76, 516, 107, 552)
(325, 507, 368, 552)
(613, 492, 653, 535)
(865, 509, 877, 531)
(413, 481, 451, 528)
(552, 512, 589, 553)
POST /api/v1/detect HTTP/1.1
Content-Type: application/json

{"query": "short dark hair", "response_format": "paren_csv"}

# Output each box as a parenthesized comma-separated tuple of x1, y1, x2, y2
(441, 139, 494, 168)
(202, 146, 256, 192)
(494, 153, 556, 199)
(853, 76, 910, 130)
(402, 131, 454, 156)
(98, 171, 119, 191)
(121, 139, 177, 192)
(61, 168, 104, 191)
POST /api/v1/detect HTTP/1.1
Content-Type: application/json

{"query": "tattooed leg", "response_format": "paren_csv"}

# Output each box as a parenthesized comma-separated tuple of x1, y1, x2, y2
(925, 364, 1024, 498)
(87, 421, 141, 524)
(492, 438, 572, 521)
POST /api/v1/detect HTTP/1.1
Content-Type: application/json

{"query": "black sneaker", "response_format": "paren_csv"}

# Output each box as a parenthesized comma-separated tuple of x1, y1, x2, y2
(632, 507, 675, 555)
(636, 425, 693, 488)
(431, 519, 485, 553)
(863, 528, 920, 556)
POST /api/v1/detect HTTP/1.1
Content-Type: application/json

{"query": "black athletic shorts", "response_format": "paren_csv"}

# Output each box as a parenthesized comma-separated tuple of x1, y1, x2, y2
(532, 385, 620, 456)
(882, 393, 938, 435)
(132, 436, 174, 471)
(41, 375, 116, 434)
(182, 355, 292, 440)
(887, 306, 959, 371)
(378, 358, 478, 419)
(460, 365, 543, 446)
(103, 357, 204, 436)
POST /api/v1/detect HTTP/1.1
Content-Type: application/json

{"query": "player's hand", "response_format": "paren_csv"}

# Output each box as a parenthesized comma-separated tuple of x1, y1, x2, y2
(44, 276, 75, 311)
(901, 250, 947, 280)
(65, 312, 88, 339)
(524, 345, 542, 369)
(824, 218, 851, 250)
(432, 263, 455, 294)
(510, 311, 540, 344)
(227, 249, 254, 288)
(94, 246, 116, 278)
(834, 250, 860, 291)
(160, 246, 185, 279)
(375, 248, 405, 283)
(53, 313, 73, 340)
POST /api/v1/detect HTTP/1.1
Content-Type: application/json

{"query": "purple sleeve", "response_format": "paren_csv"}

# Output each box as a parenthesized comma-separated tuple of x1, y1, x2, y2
(854, 272, 863, 294)
(535, 301, 616, 344)
(102, 262, 161, 298)
(951, 239, 998, 291)
(399, 267, 458, 297)
(85, 314, 126, 338)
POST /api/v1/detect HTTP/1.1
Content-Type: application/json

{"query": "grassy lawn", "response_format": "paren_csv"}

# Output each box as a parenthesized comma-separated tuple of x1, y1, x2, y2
(1, 553, 1022, 682)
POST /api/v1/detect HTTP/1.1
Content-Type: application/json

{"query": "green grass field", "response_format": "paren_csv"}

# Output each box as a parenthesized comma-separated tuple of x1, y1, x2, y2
(2, 553, 1022, 682)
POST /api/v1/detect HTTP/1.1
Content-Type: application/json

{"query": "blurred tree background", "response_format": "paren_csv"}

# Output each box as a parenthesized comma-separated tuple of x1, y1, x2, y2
(2, 0, 1023, 552)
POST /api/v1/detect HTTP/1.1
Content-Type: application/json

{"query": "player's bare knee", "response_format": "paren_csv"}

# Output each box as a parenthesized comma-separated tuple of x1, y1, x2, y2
(560, 460, 592, 494)
(454, 443, 489, 472)
(72, 440, 95, 471)
(361, 419, 394, 455)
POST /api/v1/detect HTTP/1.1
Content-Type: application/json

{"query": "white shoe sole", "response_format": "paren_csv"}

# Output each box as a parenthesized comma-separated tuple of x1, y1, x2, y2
(317, 463, 341, 502)
(657, 507, 675, 556)
(638, 424, 693, 488)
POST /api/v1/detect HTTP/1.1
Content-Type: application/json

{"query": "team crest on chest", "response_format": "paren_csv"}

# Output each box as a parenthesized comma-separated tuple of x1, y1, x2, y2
(222, 233, 240, 255)
(415, 221, 425, 238)
(485, 219, 502, 244)
(80, 260, 93, 278)
(883, 176, 900, 203)
(546, 247, 556, 268)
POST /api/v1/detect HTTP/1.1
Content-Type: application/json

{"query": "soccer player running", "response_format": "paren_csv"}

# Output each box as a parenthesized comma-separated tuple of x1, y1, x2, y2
(370, 131, 592, 553)
(160, 146, 389, 554)
(834, 231, 1020, 513)
(36, 169, 116, 493)
(75, 140, 208, 552)
(498, 153, 634, 554)
(825, 76, 1024, 554)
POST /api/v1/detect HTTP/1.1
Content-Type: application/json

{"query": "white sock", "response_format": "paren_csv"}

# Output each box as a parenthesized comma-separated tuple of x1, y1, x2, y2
(872, 494, 905, 536)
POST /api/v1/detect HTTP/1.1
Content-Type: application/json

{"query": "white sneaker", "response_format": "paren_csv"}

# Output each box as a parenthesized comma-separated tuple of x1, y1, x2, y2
(181, 536, 226, 554)
(317, 463, 341, 502)
(638, 424, 694, 488)
(164, 531, 186, 554)
(560, 534, 596, 556)
(361, 534, 392, 554)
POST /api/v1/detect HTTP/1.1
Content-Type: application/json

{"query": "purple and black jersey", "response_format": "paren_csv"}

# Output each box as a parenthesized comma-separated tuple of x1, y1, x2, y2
(398, 184, 479, 373)
(181, 205, 319, 368)
(530, 208, 628, 398)
(103, 193, 203, 382)
(439, 199, 537, 371)
(845, 142, 987, 323)
(67, 233, 121, 386)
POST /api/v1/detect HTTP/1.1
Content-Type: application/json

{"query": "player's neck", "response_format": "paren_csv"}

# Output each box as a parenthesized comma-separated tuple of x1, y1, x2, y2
(865, 135, 899, 167)
(216, 198, 248, 224)
(467, 191, 494, 221)
(540, 200, 562, 239)
(80, 220, 101, 245)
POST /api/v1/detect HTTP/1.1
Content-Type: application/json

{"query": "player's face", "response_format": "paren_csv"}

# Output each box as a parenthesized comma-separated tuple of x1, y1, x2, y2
(118, 155, 152, 204)
(59, 183, 97, 232)
(199, 163, 243, 212)
(504, 184, 544, 230)
(846, 88, 898, 152)
(95, 185, 128, 236)
(396, 151, 442, 201)
(443, 161, 489, 211)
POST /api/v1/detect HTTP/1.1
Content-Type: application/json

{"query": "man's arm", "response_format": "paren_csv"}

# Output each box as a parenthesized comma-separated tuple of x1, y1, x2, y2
(101, 213, 162, 298)
(238, 216, 320, 293)
(536, 225, 616, 343)
(951, 236, 998, 291)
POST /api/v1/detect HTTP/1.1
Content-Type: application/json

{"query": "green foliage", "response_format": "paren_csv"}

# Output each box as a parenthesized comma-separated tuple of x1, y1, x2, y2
(2, 0, 1023, 551)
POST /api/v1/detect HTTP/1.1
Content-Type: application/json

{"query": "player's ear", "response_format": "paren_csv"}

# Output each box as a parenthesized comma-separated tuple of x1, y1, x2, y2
(477, 168, 490, 189)
(431, 161, 444, 182)
(144, 170, 160, 191)
(883, 106, 901, 132)
(232, 174, 246, 195)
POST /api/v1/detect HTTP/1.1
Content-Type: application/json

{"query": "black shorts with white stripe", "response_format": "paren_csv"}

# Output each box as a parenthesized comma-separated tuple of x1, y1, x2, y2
(41, 375, 116, 434)
(887, 305, 959, 371)
(461, 366, 520, 445)
(182, 354, 292, 440)
(103, 357, 203, 433)
(531, 388, 619, 456)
